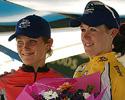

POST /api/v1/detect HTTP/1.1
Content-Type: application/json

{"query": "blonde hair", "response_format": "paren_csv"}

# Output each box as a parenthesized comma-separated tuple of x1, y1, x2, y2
(42, 37, 53, 58)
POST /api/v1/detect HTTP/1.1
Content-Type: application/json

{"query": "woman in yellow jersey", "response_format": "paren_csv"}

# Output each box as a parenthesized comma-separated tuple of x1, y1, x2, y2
(70, 1, 125, 100)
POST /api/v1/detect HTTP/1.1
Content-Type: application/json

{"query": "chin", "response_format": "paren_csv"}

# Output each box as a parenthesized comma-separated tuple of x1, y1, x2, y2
(24, 63, 33, 66)
(86, 51, 97, 57)
(23, 61, 34, 66)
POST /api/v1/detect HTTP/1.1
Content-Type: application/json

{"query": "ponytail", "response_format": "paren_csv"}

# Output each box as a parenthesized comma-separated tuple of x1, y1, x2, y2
(113, 23, 125, 56)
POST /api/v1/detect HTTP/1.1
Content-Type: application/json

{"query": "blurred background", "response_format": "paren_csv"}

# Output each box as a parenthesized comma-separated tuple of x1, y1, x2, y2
(0, 0, 125, 77)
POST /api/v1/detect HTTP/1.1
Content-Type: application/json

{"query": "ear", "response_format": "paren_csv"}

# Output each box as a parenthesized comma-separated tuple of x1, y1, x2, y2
(109, 28, 119, 39)
(46, 38, 53, 49)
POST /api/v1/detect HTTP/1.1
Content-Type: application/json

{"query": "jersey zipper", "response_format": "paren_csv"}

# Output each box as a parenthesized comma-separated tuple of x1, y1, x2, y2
(33, 71, 37, 82)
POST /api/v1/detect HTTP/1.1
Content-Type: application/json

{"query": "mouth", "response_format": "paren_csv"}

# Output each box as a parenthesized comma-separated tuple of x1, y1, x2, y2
(22, 53, 34, 56)
(84, 43, 94, 47)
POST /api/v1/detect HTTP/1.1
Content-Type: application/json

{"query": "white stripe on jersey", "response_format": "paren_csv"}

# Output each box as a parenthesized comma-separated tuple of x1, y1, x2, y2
(101, 62, 111, 100)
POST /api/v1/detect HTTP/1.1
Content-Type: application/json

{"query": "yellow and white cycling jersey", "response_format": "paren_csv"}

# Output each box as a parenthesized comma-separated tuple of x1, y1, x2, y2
(73, 52, 125, 100)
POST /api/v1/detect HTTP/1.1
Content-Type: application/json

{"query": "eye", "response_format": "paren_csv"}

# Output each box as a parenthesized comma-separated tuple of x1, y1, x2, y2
(17, 41, 24, 48)
(29, 40, 37, 46)
(89, 27, 98, 32)
(81, 28, 86, 32)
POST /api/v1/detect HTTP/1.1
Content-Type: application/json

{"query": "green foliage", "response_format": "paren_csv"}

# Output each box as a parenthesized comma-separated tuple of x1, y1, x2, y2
(48, 54, 89, 77)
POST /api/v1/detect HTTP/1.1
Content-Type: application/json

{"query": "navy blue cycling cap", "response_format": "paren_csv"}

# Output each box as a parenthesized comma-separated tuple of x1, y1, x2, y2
(70, 1, 120, 29)
(8, 14, 51, 41)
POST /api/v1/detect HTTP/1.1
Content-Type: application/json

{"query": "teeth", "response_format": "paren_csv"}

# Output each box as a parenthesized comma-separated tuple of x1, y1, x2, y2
(85, 43, 94, 47)
(23, 54, 30, 56)
(23, 53, 33, 56)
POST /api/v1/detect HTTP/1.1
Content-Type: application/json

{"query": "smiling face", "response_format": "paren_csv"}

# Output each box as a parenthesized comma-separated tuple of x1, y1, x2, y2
(80, 23, 117, 57)
(16, 35, 53, 67)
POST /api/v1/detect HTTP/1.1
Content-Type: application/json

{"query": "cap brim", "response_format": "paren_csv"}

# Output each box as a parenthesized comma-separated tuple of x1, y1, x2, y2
(70, 14, 104, 27)
(8, 33, 17, 41)
(69, 18, 81, 27)
(8, 31, 42, 41)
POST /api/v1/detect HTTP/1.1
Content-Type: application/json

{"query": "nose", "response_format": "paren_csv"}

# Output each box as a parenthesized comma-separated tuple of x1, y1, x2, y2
(23, 42, 30, 49)
(81, 30, 90, 40)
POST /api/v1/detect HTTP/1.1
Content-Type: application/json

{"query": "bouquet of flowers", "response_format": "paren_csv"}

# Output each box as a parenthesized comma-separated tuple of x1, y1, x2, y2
(16, 72, 105, 100)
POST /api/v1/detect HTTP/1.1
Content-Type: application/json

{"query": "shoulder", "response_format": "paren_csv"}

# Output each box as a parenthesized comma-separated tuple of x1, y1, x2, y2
(73, 63, 88, 78)
(0, 69, 19, 78)
(0, 69, 16, 78)
(117, 55, 125, 67)
(0, 65, 23, 78)
(75, 63, 87, 72)
(0, 70, 16, 87)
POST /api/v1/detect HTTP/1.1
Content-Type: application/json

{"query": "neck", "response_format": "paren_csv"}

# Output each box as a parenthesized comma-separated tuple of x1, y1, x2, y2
(34, 63, 46, 72)
(22, 64, 49, 72)
(24, 62, 46, 72)
(89, 50, 112, 58)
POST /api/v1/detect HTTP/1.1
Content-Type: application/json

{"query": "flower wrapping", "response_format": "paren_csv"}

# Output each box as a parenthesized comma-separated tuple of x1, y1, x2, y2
(16, 72, 105, 100)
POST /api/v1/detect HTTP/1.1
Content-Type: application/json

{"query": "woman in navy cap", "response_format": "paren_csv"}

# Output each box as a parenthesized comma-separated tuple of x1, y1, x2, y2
(70, 1, 125, 100)
(0, 15, 64, 100)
